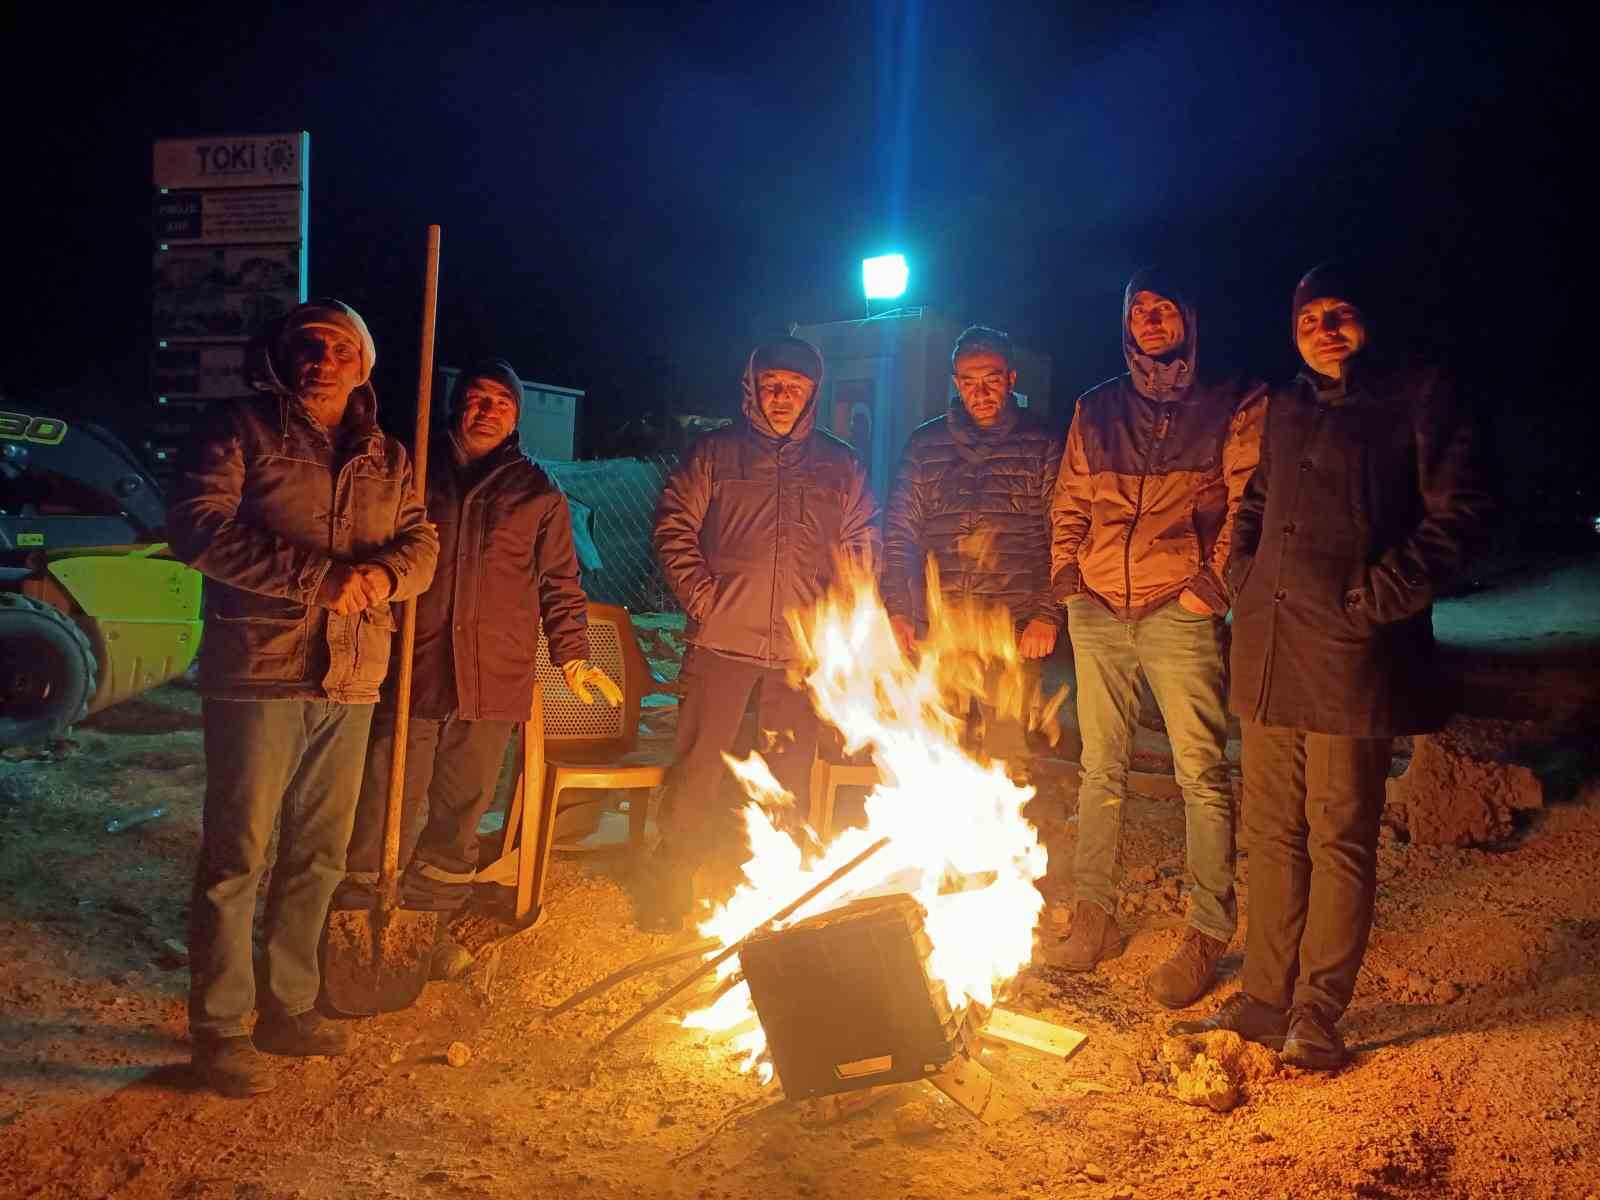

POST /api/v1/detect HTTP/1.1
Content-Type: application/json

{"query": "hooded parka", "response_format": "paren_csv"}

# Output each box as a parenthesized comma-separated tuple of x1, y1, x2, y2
(169, 304, 439, 703)
(653, 341, 879, 666)
(1227, 359, 1489, 736)
(883, 393, 1063, 630)
(1051, 269, 1266, 620)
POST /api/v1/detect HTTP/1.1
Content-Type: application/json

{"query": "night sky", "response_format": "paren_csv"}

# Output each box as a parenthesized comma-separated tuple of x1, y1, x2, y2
(4, 3, 1586, 523)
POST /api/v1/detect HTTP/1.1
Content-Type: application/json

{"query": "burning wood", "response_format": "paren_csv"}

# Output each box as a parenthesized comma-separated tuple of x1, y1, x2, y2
(681, 558, 1061, 1088)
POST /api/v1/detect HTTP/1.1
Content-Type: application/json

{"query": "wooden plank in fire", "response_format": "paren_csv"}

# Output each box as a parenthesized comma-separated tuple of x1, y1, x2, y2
(977, 1006, 1087, 1061)
(927, 1055, 1026, 1124)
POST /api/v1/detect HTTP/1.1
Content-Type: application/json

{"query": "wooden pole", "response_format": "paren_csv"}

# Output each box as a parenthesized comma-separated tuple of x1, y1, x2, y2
(378, 224, 441, 914)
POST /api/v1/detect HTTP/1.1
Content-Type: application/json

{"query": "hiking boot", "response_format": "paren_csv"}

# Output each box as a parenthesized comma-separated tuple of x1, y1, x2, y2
(1282, 1006, 1348, 1071)
(634, 851, 694, 934)
(1170, 991, 1289, 1049)
(193, 1035, 275, 1097)
(429, 934, 475, 981)
(1038, 901, 1124, 971)
(253, 1010, 353, 1058)
(1145, 928, 1228, 1009)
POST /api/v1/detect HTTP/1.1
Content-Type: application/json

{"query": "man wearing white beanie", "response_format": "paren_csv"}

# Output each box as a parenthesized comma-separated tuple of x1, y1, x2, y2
(168, 298, 439, 1096)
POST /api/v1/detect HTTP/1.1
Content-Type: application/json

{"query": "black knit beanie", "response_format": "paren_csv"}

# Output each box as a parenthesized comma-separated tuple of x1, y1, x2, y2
(751, 336, 822, 384)
(452, 358, 524, 418)
(1292, 262, 1368, 321)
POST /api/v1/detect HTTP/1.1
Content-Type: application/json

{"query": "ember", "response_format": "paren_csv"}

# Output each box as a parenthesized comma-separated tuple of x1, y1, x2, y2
(683, 559, 1059, 1080)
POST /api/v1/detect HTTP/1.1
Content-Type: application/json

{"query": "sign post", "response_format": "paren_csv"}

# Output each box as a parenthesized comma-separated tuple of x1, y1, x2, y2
(149, 132, 309, 476)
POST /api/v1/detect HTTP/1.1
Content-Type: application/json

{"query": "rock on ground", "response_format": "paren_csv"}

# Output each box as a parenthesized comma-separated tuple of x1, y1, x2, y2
(1160, 1029, 1280, 1113)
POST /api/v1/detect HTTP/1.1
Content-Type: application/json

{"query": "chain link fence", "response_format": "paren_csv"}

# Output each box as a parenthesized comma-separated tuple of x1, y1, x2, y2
(542, 454, 680, 613)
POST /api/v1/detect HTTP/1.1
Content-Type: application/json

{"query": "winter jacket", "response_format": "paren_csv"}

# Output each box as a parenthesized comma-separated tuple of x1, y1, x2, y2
(1227, 362, 1488, 736)
(882, 394, 1063, 631)
(653, 348, 880, 667)
(1051, 270, 1266, 621)
(169, 345, 439, 704)
(407, 432, 589, 723)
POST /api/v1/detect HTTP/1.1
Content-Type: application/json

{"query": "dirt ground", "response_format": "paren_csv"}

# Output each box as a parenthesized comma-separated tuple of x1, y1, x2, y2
(3, 562, 1599, 1200)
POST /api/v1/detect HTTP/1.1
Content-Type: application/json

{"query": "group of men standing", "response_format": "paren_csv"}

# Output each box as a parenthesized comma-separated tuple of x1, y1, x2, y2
(642, 262, 1485, 1076)
(170, 258, 1484, 1098)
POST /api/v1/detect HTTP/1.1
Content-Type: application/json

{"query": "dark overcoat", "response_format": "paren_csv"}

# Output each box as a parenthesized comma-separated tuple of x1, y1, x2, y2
(1227, 362, 1489, 736)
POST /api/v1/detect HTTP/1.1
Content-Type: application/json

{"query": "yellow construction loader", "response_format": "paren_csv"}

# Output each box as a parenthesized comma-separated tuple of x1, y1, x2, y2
(0, 409, 202, 746)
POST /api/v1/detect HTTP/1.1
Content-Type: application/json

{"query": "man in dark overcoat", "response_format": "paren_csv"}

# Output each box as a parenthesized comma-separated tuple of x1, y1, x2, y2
(1175, 263, 1489, 1068)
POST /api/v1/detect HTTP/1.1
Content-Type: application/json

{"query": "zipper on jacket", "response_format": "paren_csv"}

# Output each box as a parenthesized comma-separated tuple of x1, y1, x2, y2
(1123, 405, 1173, 618)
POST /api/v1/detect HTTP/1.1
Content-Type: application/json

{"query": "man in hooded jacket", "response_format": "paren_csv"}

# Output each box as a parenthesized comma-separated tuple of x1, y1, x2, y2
(883, 325, 1063, 765)
(336, 360, 618, 977)
(168, 300, 439, 1096)
(649, 336, 879, 931)
(1174, 264, 1488, 1068)
(1043, 270, 1266, 1010)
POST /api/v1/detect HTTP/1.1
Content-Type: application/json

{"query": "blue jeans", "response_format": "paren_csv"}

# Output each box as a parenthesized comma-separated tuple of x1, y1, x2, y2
(1067, 599, 1237, 943)
(189, 699, 374, 1038)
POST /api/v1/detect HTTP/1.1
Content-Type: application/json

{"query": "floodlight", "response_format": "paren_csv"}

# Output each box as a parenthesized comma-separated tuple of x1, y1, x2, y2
(862, 254, 909, 301)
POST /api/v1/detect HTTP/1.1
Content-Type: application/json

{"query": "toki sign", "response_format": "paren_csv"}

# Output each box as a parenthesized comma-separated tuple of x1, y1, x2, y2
(153, 133, 310, 191)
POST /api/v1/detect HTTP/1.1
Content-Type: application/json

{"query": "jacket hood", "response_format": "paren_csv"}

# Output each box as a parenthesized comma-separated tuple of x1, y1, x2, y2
(741, 337, 823, 442)
(1122, 267, 1198, 402)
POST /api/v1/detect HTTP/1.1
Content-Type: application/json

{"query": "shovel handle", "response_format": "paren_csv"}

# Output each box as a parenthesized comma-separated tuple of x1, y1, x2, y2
(379, 224, 442, 913)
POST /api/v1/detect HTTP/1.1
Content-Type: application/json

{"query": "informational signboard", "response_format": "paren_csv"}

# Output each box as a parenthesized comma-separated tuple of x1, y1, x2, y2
(149, 132, 308, 476)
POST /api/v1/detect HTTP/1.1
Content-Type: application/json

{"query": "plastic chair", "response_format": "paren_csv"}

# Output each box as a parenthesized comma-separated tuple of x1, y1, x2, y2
(475, 602, 669, 921)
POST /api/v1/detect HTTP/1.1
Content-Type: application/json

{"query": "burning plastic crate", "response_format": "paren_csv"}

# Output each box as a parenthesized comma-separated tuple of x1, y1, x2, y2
(738, 893, 979, 1100)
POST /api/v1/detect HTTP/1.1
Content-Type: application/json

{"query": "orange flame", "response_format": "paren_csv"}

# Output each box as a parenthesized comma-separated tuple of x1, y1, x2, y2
(681, 557, 1062, 1078)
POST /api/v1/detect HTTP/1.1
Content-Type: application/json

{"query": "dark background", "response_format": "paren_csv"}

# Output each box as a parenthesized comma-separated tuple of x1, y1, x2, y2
(1, 2, 1588, 538)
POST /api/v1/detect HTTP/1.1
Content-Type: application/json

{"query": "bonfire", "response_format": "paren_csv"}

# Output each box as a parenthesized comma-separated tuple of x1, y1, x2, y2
(683, 558, 1065, 1079)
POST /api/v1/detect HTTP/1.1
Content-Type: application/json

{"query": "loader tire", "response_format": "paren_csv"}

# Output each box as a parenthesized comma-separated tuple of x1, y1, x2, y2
(0, 592, 97, 747)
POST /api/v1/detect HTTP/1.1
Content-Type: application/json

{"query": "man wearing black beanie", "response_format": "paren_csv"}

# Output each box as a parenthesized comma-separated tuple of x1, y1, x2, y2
(338, 360, 618, 976)
(1175, 264, 1489, 1069)
(650, 336, 880, 932)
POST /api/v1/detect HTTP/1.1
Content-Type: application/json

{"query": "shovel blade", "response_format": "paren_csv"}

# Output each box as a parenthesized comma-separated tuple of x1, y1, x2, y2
(320, 906, 438, 1016)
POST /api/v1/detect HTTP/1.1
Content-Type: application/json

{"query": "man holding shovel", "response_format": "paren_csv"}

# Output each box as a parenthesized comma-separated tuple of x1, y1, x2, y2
(169, 299, 439, 1097)
(337, 359, 618, 976)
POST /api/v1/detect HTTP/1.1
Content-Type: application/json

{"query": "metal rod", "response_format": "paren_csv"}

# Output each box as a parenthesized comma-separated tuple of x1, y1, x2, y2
(597, 836, 892, 1049)
(543, 938, 720, 1019)
(378, 224, 441, 915)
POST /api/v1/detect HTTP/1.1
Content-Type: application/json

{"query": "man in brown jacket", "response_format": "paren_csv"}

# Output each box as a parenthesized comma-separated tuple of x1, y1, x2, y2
(1043, 270, 1265, 1010)
(1175, 263, 1487, 1068)
(337, 360, 617, 976)
(168, 300, 439, 1096)
(649, 336, 879, 931)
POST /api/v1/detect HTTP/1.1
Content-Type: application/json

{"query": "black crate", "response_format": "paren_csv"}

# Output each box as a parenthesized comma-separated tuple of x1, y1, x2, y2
(739, 893, 975, 1100)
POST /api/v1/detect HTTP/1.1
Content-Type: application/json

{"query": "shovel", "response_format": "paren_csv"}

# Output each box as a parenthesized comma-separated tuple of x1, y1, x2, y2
(321, 224, 443, 1016)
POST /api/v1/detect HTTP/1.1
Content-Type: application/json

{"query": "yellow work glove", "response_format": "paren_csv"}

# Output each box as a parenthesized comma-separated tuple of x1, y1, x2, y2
(560, 659, 623, 706)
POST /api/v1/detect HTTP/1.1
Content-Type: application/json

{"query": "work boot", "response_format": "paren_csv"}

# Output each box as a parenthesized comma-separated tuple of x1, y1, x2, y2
(1281, 1006, 1348, 1071)
(633, 850, 695, 934)
(192, 1035, 276, 1098)
(1038, 901, 1124, 971)
(430, 934, 475, 981)
(1144, 928, 1228, 1009)
(1169, 991, 1289, 1049)
(253, 1011, 353, 1058)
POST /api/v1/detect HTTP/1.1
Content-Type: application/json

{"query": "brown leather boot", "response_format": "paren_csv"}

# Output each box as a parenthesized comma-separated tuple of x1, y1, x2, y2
(1039, 901, 1125, 971)
(1145, 927, 1228, 1009)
